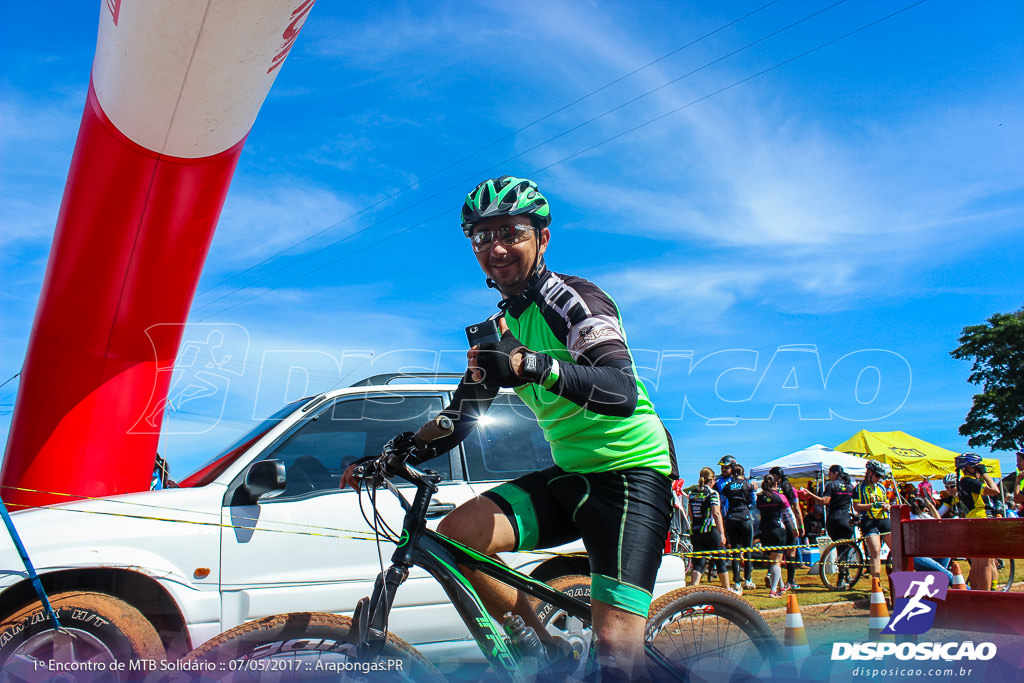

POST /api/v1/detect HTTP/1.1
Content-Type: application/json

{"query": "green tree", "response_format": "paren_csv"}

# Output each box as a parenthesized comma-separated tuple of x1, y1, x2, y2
(950, 306, 1024, 451)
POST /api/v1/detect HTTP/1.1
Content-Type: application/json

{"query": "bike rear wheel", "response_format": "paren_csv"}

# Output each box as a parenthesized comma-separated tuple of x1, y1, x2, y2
(994, 558, 1017, 591)
(819, 540, 864, 590)
(184, 612, 444, 682)
(645, 586, 780, 682)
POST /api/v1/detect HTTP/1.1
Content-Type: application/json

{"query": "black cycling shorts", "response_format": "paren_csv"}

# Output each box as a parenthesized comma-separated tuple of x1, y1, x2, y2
(483, 465, 671, 617)
(826, 517, 856, 541)
(860, 517, 891, 536)
(724, 517, 754, 551)
(759, 525, 787, 548)
(691, 530, 727, 575)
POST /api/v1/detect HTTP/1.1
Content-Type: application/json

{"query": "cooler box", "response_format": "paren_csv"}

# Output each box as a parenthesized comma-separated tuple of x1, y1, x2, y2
(799, 545, 821, 569)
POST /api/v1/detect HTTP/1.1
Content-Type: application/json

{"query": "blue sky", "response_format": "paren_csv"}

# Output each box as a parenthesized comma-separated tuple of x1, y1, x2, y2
(2, 0, 1023, 483)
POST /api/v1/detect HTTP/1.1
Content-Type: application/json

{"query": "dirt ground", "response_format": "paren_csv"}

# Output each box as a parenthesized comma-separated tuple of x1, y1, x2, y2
(762, 598, 872, 643)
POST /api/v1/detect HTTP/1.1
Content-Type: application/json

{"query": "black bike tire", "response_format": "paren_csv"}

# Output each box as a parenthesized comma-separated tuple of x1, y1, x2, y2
(644, 585, 780, 682)
(995, 558, 1016, 591)
(819, 540, 864, 590)
(184, 612, 444, 682)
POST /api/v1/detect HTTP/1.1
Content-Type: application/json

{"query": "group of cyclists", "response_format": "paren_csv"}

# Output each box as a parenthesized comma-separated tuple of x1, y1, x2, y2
(684, 456, 807, 598)
(678, 450, 1022, 595)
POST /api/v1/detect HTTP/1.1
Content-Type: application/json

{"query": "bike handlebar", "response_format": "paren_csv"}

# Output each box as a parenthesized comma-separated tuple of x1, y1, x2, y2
(413, 414, 454, 447)
(353, 414, 455, 492)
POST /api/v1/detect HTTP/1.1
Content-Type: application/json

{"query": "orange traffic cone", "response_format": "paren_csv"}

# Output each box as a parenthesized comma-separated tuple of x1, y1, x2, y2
(783, 594, 811, 661)
(869, 577, 894, 641)
(949, 561, 967, 590)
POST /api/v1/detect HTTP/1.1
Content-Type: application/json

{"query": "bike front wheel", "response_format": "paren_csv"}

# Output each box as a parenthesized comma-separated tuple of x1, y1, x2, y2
(645, 586, 780, 682)
(183, 612, 444, 682)
(819, 540, 864, 590)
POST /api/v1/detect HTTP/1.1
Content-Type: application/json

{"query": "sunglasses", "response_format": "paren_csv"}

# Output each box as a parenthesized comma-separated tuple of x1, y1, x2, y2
(470, 224, 534, 253)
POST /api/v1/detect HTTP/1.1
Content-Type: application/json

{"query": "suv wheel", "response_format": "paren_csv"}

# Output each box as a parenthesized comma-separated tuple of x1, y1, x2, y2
(533, 575, 592, 659)
(0, 591, 165, 678)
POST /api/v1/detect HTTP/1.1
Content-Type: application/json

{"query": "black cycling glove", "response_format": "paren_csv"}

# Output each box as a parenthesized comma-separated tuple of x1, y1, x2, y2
(475, 331, 553, 389)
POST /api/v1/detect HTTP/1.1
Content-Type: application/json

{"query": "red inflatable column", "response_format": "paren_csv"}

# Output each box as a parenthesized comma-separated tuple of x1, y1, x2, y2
(2, 0, 316, 509)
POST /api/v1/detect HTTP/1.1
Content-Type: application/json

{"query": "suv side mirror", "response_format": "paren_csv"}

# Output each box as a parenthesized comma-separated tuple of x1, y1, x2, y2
(242, 460, 287, 504)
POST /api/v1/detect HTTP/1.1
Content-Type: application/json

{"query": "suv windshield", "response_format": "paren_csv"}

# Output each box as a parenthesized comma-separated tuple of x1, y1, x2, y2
(178, 400, 306, 487)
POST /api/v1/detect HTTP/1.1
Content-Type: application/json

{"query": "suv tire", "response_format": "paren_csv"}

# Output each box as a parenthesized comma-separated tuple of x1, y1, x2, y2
(0, 591, 165, 678)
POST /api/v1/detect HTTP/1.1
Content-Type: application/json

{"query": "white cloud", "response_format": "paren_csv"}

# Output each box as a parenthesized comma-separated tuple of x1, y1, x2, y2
(209, 184, 360, 263)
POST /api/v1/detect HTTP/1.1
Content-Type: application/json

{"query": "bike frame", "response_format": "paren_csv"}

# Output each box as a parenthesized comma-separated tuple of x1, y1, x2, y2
(355, 468, 590, 682)
(353, 464, 682, 682)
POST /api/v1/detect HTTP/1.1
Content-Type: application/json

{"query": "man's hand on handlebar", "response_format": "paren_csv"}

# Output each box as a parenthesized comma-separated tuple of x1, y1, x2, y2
(339, 417, 453, 491)
(341, 456, 376, 491)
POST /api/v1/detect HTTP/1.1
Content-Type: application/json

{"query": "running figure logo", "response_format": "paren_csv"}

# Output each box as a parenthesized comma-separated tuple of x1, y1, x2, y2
(882, 571, 949, 635)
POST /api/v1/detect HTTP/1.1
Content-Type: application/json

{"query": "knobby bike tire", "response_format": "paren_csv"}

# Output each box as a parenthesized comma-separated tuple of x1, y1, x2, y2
(818, 540, 865, 590)
(645, 586, 780, 682)
(183, 612, 444, 682)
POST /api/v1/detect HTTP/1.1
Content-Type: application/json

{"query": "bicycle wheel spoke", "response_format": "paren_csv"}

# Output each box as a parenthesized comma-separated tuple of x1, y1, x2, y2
(648, 603, 768, 680)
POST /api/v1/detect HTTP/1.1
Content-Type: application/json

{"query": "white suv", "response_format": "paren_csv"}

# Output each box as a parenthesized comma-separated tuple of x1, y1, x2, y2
(0, 374, 686, 668)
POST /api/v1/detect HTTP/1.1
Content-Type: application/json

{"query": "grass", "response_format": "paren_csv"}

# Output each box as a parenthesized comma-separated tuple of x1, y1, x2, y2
(697, 558, 1019, 612)
(694, 566, 870, 611)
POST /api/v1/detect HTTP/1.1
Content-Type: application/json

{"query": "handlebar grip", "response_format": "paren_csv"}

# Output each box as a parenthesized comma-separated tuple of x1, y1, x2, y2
(414, 415, 454, 447)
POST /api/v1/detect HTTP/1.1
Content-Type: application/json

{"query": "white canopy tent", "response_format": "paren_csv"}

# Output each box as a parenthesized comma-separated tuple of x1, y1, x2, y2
(750, 444, 868, 480)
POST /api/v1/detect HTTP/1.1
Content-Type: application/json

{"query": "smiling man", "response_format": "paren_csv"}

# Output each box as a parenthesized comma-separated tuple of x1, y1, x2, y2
(422, 176, 676, 680)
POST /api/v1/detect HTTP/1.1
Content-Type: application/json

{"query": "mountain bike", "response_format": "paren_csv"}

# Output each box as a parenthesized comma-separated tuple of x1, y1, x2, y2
(818, 535, 893, 590)
(182, 416, 781, 681)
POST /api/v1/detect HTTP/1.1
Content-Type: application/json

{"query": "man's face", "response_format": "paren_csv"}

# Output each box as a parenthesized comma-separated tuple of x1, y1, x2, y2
(720, 465, 732, 477)
(471, 216, 549, 295)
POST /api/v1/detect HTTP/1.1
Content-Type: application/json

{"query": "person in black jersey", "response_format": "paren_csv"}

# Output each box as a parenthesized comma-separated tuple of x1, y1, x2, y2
(687, 467, 734, 592)
(757, 474, 798, 597)
(768, 466, 805, 591)
(955, 453, 1000, 589)
(804, 464, 857, 589)
(721, 463, 757, 592)
(714, 455, 735, 515)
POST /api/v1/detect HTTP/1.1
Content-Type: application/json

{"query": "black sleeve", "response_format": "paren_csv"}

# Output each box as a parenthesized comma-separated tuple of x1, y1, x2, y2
(411, 371, 497, 464)
(547, 356, 638, 418)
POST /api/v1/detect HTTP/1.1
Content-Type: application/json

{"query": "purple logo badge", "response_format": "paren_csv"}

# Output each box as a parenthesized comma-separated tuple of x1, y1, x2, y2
(883, 571, 949, 635)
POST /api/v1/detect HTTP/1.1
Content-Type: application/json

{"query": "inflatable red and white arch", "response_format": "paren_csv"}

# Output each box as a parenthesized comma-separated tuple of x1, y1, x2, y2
(1, 0, 316, 508)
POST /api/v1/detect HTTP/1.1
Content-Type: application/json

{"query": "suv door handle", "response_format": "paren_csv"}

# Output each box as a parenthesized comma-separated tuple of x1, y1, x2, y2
(426, 502, 456, 518)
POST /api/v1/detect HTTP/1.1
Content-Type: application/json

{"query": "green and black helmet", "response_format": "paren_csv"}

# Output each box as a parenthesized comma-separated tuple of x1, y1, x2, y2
(461, 176, 552, 236)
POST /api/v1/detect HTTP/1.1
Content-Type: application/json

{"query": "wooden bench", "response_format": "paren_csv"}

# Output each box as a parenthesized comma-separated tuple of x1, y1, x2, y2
(889, 504, 1024, 635)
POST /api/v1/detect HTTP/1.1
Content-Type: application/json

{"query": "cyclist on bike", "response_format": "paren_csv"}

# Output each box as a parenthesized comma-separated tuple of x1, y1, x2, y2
(803, 464, 857, 589)
(344, 176, 676, 680)
(852, 459, 891, 583)
(955, 453, 1001, 590)
(721, 463, 757, 592)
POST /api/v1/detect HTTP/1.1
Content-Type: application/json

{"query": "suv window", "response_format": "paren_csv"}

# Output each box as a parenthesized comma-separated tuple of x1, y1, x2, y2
(462, 393, 553, 483)
(259, 393, 453, 497)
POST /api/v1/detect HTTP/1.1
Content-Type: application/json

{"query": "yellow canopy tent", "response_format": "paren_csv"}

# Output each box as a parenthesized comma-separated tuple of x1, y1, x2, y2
(834, 430, 1001, 481)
